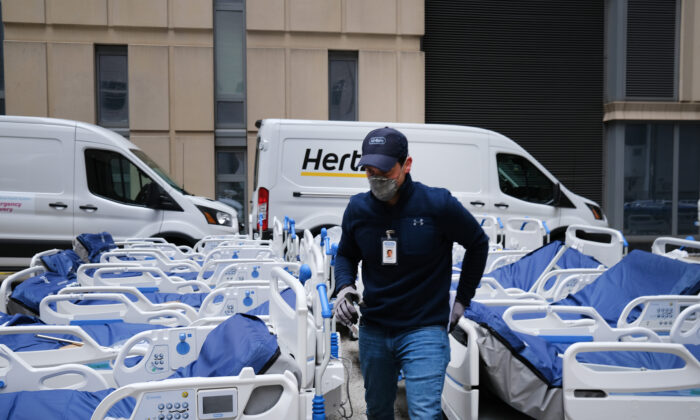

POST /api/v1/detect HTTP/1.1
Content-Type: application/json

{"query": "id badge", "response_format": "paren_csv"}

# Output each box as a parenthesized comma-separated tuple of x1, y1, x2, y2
(382, 230, 398, 265)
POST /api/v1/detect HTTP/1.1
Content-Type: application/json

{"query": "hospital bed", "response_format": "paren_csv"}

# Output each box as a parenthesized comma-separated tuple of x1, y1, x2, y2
(0, 264, 343, 419)
(442, 249, 700, 420)
(467, 224, 630, 305)
(652, 236, 700, 264)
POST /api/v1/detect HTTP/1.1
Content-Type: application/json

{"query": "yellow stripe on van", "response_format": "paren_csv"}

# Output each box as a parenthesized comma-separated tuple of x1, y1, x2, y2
(300, 172, 365, 178)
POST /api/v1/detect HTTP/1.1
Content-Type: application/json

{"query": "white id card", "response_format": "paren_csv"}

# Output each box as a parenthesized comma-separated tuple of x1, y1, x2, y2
(382, 239, 397, 265)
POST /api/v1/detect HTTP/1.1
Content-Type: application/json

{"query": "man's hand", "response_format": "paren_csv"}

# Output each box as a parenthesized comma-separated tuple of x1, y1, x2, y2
(333, 285, 360, 327)
(449, 299, 466, 332)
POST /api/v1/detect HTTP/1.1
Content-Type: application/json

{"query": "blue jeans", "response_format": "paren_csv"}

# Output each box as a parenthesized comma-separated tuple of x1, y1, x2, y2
(359, 323, 450, 420)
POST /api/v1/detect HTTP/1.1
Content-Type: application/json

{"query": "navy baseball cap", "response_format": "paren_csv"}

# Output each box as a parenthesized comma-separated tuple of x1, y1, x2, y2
(358, 127, 408, 173)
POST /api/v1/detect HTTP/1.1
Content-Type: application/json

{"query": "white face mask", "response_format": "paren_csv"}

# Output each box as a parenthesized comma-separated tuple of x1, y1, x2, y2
(368, 162, 404, 201)
(368, 176, 399, 201)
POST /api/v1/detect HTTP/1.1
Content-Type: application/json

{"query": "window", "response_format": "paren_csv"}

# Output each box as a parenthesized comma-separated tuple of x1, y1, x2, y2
(329, 51, 357, 121)
(85, 149, 155, 206)
(95, 46, 128, 128)
(214, 0, 245, 128)
(623, 124, 674, 235)
(214, 0, 247, 227)
(497, 154, 554, 205)
(215, 148, 246, 228)
(0, 0, 5, 115)
(678, 125, 700, 234)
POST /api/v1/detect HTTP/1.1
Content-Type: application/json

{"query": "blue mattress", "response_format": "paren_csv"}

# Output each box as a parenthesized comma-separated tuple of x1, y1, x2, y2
(486, 241, 602, 291)
(555, 250, 700, 326)
(0, 314, 278, 420)
(465, 301, 700, 388)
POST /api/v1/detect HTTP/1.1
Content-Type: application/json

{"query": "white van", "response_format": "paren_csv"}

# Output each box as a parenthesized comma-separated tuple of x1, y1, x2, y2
(0, 116, 238, 267)
(252, 119, 607, 237)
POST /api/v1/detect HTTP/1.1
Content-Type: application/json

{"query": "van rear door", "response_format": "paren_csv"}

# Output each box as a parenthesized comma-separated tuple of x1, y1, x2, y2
(0, 120, 75, 258)
(74, 142, 163, 240)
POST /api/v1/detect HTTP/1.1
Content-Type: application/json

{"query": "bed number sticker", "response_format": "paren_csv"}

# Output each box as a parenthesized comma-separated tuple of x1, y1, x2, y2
(382, 230, 397, 265)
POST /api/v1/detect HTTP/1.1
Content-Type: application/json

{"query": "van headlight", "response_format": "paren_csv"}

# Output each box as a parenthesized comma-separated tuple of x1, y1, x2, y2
(585, 203, 604, 221)
(197, 205, 233, 227)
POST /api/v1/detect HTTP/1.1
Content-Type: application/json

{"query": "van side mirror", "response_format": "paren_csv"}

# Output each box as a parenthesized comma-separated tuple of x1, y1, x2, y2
(551, 183, 562, 207)
(146, 183, 182, 211)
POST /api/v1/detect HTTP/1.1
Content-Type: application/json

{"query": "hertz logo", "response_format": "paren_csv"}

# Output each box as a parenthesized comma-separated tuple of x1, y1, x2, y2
(301, 148, 365, 177)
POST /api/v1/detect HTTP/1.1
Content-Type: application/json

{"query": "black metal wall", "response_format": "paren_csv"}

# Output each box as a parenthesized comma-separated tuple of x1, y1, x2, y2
(626, 0, 677, 99)
(424, 0, 605, 204)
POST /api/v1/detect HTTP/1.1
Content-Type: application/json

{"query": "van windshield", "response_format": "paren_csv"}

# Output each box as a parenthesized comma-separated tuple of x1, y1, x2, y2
(130, 149, 190, 195)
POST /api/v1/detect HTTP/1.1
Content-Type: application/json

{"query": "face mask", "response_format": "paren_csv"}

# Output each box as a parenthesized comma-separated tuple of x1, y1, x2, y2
(368, 176, 399, 201)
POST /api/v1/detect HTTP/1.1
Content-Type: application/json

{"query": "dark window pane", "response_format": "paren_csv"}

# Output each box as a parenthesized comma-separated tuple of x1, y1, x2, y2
(329, 51, 357, 121)
(216, 101, 244, 126)
(497, 154, 554, 205)
(217, 181, 245, 226)
(216, 150, 245, 176)
(678, 125, 700, 234)
(96, 46, 129, 127)
(85, 149, 154, 206)
(215, 10, 244, 97)
(623, 124, 674, 235)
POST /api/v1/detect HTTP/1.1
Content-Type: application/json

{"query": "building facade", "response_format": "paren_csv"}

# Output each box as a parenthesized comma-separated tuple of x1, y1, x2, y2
(0, 0, 424, 228)
(1, 0, 698, 239)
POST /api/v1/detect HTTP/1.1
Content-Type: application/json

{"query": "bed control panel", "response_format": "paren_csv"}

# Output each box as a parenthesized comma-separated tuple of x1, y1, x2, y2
(198, 388, 238, 420)
(144, 329, 198, 376)
(637, 301, 687, 330)
(147, 345, 170, 373)
(133, 388, 195, 419)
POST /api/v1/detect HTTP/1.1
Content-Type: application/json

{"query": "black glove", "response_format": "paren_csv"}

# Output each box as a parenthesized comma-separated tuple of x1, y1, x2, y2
(333, 285, 360, 327)
(449, 299, 466, 332)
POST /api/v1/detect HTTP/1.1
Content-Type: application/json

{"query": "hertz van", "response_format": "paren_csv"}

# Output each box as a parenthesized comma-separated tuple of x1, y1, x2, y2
(252, 119, 607, 237)
(0, 116, 238, 267)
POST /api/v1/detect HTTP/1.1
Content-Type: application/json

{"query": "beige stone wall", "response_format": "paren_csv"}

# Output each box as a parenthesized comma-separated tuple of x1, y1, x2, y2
(2, 0, 426, 206)
(2, 0, 216, 199)
(679, 0, 700, 102)
(4, 41, 48, 116)
(245, 0, 425, 201)
(246, 0, 425, 129)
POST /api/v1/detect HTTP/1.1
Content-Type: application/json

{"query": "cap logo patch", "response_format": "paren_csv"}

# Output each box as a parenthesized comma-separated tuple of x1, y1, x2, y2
(369, 136, 386, 145)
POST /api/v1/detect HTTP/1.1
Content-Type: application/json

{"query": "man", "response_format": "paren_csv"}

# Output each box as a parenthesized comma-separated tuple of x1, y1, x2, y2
(333, 127, 489, 419)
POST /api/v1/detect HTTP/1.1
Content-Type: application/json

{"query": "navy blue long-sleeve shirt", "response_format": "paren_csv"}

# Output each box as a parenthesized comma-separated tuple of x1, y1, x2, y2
(334, 174, 489, 330)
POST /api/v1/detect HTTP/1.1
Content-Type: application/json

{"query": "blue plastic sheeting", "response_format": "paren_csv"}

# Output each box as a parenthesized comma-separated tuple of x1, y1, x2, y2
(0, 389, 134, 420)
(169, 313, 279, 379)
(465, 302, 700, 388)
(40, 250, 83, 278)
(245, 288, 296, 316)
(556, 250, 700, 326)
(486, 241, 602, 291)
(0, 311, 165, 352)
(140, 291, 208, 309)
(0, 314, 278, 420)
(10, 273, 74, 314)
(76, 232, 117, 263)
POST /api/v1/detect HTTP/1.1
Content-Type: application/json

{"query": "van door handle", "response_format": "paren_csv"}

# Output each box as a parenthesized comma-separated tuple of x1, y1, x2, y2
(494, 202, 509, 209)
(79, 205, 98, 212)
(470, 201, 485, 207)
(49, 202, 68, 210)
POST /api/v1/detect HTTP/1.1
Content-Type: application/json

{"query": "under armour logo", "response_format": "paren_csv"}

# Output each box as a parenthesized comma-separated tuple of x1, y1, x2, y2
(413, 218, 424, 226)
